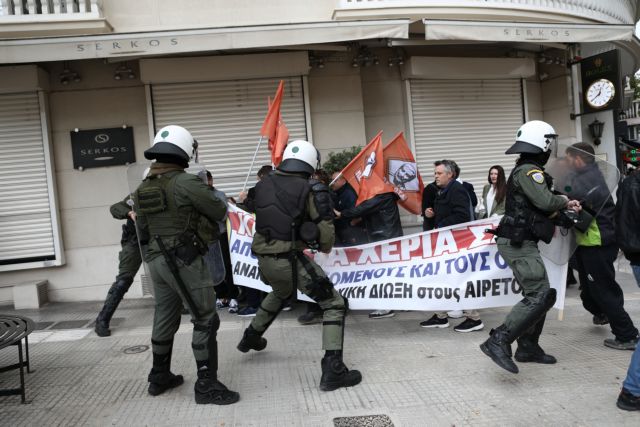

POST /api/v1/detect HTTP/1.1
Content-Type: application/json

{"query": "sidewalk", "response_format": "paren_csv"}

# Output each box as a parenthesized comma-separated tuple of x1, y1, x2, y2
(1, 274, 640, 426)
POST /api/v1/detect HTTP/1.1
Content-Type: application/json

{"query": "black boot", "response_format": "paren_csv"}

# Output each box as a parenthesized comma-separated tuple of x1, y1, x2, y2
(237, 326, 267, 353)
(480, 325, 519, 374)
(319, 351, 362, 392)
(148, 352, 184, 396)
(95, 277, 131, 337)
(515, 317, 556, 364)
(194, 365, 240, 405)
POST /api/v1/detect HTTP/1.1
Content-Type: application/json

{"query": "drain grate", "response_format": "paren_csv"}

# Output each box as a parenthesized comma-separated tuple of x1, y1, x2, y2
(34, 321, 55, 330)
(123, 345, 149, 354)
(333, 415, 394, 427)
(50, 320, 92, 330)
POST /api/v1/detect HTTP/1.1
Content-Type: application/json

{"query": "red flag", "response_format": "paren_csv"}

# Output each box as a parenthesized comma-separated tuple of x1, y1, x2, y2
(271, 111, 289, 167)
(338, 131, 383, 195)
(337, 132, 393, 205)
(260, 80, 284, 141)
(383, 132, 424, 214)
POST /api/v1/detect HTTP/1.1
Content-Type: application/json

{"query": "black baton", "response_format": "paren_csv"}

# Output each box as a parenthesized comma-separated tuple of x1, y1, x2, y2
(155, 235, 200, 319)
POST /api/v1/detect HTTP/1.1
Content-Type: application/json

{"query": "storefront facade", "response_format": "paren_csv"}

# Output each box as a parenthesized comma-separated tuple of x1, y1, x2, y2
(0, 0, 638, 305)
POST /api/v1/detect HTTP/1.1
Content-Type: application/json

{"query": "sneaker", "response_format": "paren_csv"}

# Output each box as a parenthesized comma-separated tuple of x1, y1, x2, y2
(282, 301, 292, 312)
(298, 311, 323, 325)
(604, 337, 638, 350)
(237, 306, 258, 317)
(617, 387, 640, 411)
(228, 299, 238, 314)
(454, 318, 484, 333)
(593, 314, 609, 325)
(447, 310, 464, 319)
(216, 299, 229, 309)
(420, 314, 449, 328)
(368, 310, 395, 319)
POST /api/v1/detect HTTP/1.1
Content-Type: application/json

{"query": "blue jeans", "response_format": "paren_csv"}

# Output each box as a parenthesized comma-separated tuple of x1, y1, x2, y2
(632, 264, 640, 288)
(623, 343, 640, 396)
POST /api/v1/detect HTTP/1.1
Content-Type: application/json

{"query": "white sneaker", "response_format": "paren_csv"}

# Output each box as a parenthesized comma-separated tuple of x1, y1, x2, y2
(447, 310, 464, 319)
(228, 299, 238, 314)
(368, 310, 395, 319)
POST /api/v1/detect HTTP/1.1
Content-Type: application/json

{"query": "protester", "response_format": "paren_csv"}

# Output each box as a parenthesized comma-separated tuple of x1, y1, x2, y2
(565, 143, 639, 350)
(94, 194, 143, 337)
(331, 171, 368, 246)
(420, 160, 480, 332)
(237, 139, 362, 392)
(616, 166, 640, 408)
(480, 120, 581, 374)
(135, 125, 238, 404)
(480, 165, 506, 218)
(616, 165, 640, 288)
(201, 170, 240, 311)
(448, 160, 478, 214)
(337, 191, 403, 319)
(421, 181, 438, 231)
(236, 165, 274, 316)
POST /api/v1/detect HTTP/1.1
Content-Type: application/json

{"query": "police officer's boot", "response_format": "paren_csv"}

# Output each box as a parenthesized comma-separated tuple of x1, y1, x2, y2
(319, 350, 362, 392)
(514, 316, 556, 364)
(480, 324, 519, 374)
(95, 277, 132, 337)
(194, 361, 240, 405)
(148, 352, 184, 396)
(237, 325, 267, 353)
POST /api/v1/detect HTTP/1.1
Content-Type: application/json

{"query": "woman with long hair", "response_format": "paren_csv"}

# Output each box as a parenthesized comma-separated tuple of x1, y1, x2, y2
(481, 165, 507, 218)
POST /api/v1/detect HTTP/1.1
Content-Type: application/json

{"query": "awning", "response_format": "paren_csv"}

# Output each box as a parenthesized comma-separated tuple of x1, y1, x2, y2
(0, 19, 409, 64)
(424, 20, 635, 43)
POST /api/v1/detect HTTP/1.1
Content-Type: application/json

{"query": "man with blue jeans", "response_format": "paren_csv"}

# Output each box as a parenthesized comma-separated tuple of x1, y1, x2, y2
(615, 164, 640, 410)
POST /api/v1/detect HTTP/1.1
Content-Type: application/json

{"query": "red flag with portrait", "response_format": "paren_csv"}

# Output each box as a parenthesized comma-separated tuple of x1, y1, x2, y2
(383, 132, 424, 214)
(338, 132, 394, 205)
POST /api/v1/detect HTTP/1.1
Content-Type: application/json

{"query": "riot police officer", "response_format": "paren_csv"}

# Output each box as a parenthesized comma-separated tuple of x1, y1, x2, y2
(94, 196, 142, 337)
(480, 120, 581, 374)
(134, 125, 239, 404)
(236, 139, 362, 392)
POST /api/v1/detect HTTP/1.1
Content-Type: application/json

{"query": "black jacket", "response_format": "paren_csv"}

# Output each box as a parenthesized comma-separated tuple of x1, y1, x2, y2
(421, 182, 438, 231)
(340, 192, 403, 242)
(432, 180, 473, 230)
(566, 162, 616, 246)
(616, 171, 640, 263)
(333, 183, 367, 246)
(462, 181, 478, 208)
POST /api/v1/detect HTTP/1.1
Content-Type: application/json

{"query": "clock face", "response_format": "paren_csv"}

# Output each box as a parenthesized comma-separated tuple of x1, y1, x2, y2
(586, 79, 615, 109)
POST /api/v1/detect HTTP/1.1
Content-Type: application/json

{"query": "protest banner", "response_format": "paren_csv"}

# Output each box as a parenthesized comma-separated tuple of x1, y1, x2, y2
(226, 204, 568, 311)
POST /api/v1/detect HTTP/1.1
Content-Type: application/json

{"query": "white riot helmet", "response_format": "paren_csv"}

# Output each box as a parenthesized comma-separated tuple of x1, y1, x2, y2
(144, 125, 198, 165)
(506, 120, 558, 155)
(278, 139, 320, 175)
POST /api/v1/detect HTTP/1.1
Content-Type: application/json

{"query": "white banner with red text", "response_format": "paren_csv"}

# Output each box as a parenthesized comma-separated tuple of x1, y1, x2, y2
(226, 205, 567, 311)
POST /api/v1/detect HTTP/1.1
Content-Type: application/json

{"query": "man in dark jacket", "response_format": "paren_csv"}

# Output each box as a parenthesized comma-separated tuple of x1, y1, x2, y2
(338, 191, 403, 318)
(566, 143, 638, 350)
(421, 181, 438, 231)
(616, 166, 640, 287)
(420, 160, 479, 330)
(331, 172, 367, 246)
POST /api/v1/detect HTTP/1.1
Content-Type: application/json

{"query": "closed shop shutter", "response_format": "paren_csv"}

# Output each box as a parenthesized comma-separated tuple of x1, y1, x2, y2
(151, 76, 307, 197)
(0, 92, 55, 264)
(409, 79, 523, 200)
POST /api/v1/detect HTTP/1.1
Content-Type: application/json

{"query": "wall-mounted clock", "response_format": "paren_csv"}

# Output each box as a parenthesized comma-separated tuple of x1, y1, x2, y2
(585, 78, 616, 109)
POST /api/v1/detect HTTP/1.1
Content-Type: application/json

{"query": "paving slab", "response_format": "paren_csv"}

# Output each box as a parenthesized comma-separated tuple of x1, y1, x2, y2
(0, 273, 639, 426)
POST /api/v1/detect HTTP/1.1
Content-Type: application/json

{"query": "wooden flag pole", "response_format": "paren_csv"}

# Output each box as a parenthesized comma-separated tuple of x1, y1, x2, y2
(242, 136, 264, 192)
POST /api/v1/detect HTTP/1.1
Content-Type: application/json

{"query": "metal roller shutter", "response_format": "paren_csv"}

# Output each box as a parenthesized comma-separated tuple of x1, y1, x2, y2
(409, 79, 524, 200)
(0, 92, 55, 264)
(152, 76, 307, 197)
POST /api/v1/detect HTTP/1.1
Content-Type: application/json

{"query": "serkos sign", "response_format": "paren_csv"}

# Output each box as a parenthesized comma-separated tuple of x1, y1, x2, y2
(226, 205, 568, 311)
(70, 127, 135, 170)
